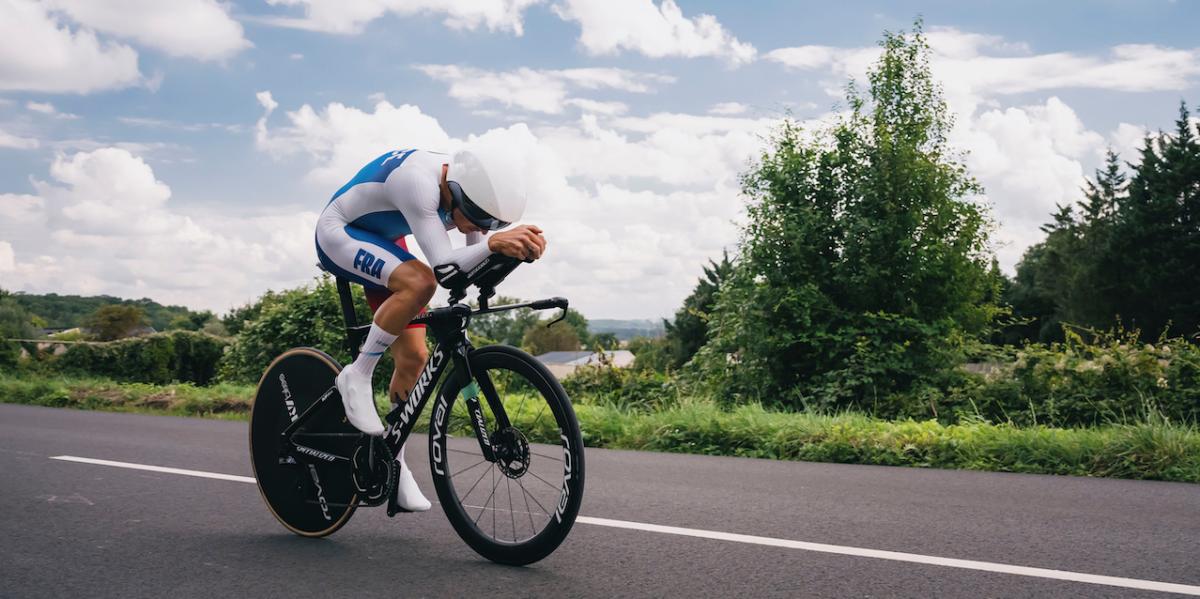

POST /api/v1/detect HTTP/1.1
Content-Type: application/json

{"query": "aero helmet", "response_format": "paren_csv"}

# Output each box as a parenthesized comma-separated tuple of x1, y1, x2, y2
(446, 148, 526, 230)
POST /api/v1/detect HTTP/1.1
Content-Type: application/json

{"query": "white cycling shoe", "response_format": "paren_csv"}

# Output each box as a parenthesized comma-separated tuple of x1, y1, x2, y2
(394, 464, 432, 512)
(335, 369, 385, 436)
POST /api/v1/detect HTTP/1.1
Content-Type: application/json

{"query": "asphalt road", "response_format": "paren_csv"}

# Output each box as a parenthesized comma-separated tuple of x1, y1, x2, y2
(1, 403, 1198, 598)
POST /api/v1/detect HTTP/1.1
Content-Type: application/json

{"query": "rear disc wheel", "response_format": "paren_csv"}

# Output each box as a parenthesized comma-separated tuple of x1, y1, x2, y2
(249, 348, 360, 537)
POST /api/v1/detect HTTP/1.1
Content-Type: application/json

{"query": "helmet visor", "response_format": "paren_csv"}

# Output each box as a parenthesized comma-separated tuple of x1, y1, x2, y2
(448, 181, 510, 231)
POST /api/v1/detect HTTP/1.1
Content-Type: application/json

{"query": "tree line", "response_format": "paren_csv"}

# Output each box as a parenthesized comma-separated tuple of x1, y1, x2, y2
(1005, 105, 1200, 343)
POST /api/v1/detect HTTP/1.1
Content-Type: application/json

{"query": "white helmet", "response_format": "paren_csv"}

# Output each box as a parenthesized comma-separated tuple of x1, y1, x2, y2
(447, 148, 526, 230)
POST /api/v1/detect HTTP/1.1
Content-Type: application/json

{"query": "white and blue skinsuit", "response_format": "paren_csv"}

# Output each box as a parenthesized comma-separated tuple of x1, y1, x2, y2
(315, 149, 492, 290)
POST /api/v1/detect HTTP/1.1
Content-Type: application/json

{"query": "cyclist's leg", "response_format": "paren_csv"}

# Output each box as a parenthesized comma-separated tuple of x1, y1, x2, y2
(387, 327, 429, 405)
(385, 326, 433, 511)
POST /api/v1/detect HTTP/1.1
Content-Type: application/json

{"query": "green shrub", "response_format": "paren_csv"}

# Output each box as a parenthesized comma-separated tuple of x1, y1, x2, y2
(46, 331, 229, 385)
(965, 329, 1200, 427)
(562, 362, 679, 412)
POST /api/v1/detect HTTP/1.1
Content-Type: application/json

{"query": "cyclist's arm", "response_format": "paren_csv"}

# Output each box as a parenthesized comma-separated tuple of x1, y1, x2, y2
(388, 169, 491, 271)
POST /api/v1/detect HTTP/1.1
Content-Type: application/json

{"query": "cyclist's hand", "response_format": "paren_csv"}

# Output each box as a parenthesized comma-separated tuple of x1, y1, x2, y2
(487, 225, 546, 261)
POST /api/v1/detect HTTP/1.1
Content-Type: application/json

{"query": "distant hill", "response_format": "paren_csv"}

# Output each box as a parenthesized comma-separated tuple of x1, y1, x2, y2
(8, 292, 205, 331)
(588, 318, 665, 341)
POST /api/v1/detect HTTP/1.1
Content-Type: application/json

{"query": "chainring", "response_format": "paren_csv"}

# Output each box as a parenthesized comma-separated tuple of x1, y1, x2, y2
(351, 437, 397, 507)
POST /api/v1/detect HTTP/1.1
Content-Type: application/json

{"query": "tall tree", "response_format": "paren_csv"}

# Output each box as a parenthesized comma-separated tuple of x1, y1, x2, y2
(1008, 101, 1200, 341)
(696, 21, 998, 412)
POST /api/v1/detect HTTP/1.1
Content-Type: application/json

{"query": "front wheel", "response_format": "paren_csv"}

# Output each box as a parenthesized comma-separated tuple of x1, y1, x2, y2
(429, 345, 585, 565)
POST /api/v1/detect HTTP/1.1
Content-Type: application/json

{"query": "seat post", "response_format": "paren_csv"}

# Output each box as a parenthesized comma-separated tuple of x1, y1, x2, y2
(335, 277, 361, 360)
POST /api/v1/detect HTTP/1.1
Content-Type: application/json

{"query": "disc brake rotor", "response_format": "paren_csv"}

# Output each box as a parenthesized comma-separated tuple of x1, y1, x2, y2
(491, 426, 531, 479)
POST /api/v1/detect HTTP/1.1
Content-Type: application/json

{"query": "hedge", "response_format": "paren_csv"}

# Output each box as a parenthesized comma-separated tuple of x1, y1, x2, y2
(35, 331, 229, 386)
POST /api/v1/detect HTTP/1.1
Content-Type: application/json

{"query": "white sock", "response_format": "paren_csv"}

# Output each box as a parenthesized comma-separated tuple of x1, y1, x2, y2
(347, 323, 397, 378)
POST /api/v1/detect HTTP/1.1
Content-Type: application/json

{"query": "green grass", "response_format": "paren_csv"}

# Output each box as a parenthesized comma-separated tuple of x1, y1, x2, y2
(2, 372, 1196, 483)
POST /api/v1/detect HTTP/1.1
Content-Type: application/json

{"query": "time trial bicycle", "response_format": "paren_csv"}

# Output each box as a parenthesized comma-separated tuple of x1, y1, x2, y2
(249, 254, 585, 565)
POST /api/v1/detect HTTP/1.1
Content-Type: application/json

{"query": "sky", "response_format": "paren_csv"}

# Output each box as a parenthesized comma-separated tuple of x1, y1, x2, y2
(1, 0, 1198, 319)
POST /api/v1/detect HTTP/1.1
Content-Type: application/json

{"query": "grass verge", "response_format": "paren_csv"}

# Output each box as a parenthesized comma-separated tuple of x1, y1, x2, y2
(2, 373, 1196, 483)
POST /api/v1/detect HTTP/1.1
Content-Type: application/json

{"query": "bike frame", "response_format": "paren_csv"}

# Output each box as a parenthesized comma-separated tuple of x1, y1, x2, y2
(279, 274, 567, 477)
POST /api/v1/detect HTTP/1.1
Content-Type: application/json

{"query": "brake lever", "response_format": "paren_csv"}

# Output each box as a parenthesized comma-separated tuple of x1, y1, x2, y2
(547, 307, 568, 328)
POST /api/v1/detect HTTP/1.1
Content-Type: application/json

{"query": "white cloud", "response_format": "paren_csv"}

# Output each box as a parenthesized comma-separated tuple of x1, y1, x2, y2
(0, 128, 39, 150)
(953, 97, 1106, 269)
(538, 112, 777, 189)
(564, 98, 627, 115)
(45, 0, 251, 61)
(0, 0, 142, 94)
(26, 101, 55, 114)
(26, 101, 79, 119)
(1, 148, 321, 311)
(554, 0, 756, 65)
(1109, 122, 1149, 161)
(0, 193, 46, 224)
(255, 92, 452, 188)
(261, 0, 540, 35)
(0, 241, 14, 272)
(766, 27, 1200, 116)
(117, 116, 242, 133)
(415, 64, 673, 114)
(708, 101, 747, 115)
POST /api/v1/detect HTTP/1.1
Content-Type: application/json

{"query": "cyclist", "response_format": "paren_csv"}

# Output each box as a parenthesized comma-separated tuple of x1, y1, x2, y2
(314, 147, 546, 511)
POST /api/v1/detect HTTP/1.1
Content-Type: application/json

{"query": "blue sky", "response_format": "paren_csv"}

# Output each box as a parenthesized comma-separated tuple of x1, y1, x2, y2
(1, 0, 1198, 319)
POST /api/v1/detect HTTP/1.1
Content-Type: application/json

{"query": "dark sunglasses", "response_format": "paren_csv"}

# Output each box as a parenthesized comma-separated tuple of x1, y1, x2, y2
(447, 181, 510, 231)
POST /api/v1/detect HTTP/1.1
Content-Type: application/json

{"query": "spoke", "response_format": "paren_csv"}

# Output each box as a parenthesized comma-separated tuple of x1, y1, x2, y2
(520, 475, 537, 534)
(529, 449, 561, 462)
(531, 402, 549, 431)
(451, 458, 489, 478)
(514, 385, 530, 422)
(491, 467, 497, 538)
(448, 447, 486, 456)
(475, 465, 500, 529)
(517, 478, 551, 517)
(460, 463, 491, 503)
(526, 468, 561, 492)
(505, 475, 516, 542)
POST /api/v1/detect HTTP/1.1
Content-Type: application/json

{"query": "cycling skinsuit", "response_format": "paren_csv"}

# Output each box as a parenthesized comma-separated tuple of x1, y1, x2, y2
(315, 149, 491, 316)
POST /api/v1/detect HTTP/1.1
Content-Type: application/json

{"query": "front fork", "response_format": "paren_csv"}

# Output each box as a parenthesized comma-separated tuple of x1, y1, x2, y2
(455, 350, 512, 463)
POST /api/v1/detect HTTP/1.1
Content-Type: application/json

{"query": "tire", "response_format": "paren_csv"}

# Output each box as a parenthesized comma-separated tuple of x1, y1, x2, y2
(429, 345, 585, 565)
(250, 348, 359, 537)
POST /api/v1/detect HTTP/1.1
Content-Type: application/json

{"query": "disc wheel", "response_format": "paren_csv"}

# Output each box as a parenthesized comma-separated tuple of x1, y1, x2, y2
(250, 348, 360, 537)
(430, 344, 585, 565)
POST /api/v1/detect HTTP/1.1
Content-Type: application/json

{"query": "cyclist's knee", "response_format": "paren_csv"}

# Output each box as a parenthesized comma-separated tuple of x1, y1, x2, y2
(390, 261, 436, 302)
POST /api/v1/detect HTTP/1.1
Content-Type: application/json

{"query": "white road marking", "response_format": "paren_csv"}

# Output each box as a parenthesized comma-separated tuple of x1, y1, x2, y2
(49, 455, 1200, 596)
(51, 455, 256, 484)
